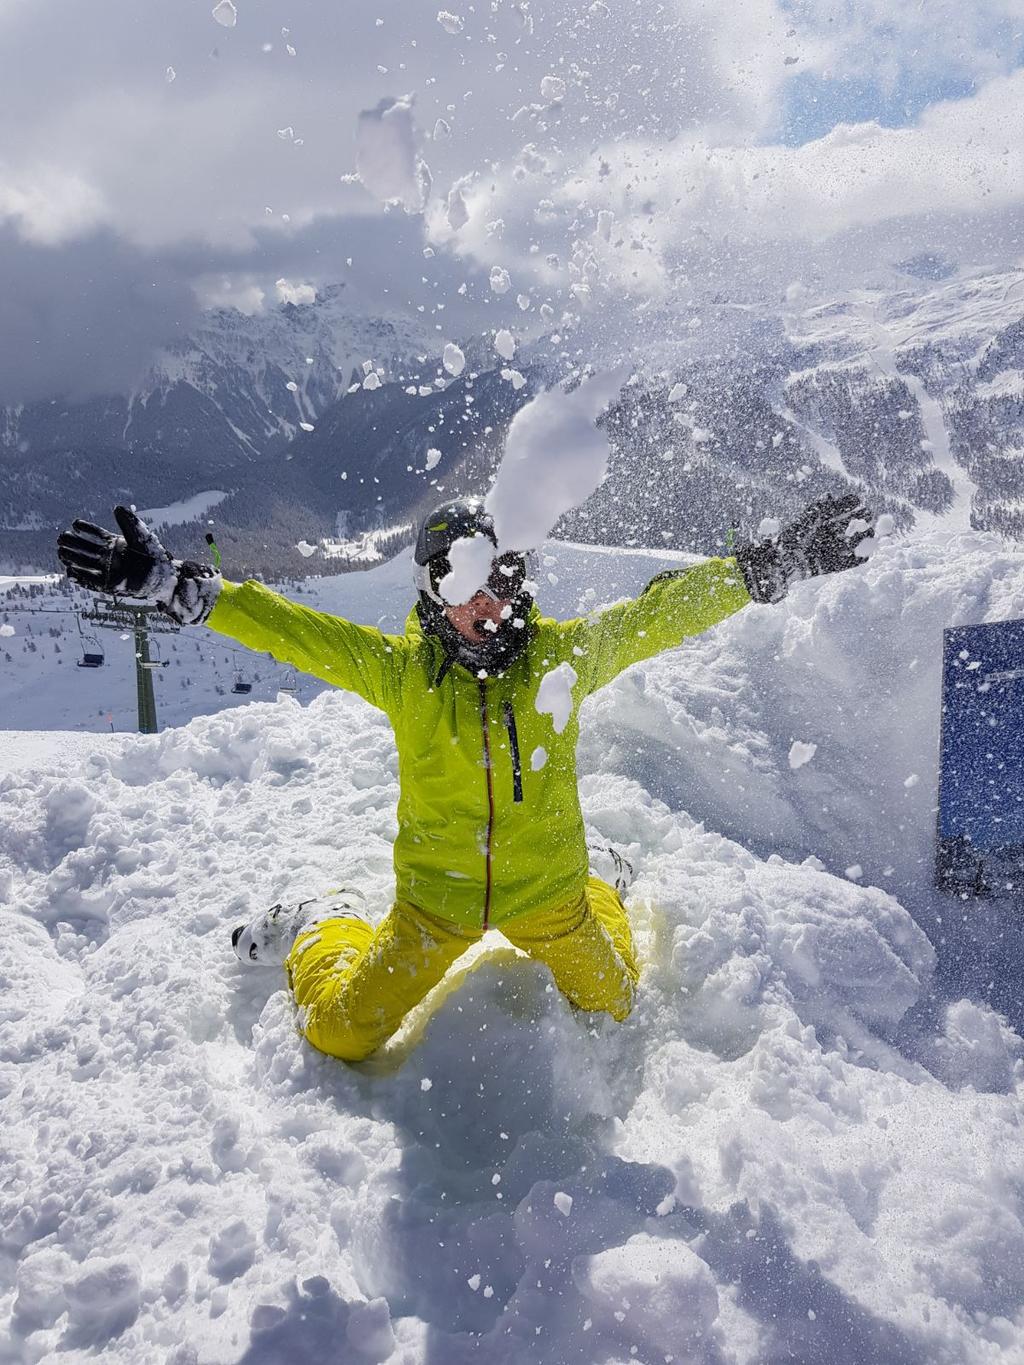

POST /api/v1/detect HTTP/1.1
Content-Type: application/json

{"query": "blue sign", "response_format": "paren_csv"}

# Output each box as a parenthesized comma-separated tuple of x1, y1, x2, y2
(937, 619, 1024, 898)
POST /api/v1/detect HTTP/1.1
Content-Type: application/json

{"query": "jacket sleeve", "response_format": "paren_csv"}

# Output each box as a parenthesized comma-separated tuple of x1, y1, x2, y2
(555, 558, 751, 696)
(206, 579, 407, 715)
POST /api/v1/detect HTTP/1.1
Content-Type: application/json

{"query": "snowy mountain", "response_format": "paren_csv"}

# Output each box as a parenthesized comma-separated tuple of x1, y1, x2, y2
(2, 531, 1024, 1363)
(0, 287, 541, 578)
(5, 267, 1024, 576)
(560, 268, 1024, 554)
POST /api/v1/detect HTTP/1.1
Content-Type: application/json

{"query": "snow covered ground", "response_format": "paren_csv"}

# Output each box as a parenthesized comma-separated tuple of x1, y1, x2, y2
(2, 532, 1024, 1363)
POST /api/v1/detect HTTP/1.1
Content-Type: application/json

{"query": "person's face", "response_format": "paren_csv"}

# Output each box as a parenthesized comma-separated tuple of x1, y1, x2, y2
(444, 589, 509, 643)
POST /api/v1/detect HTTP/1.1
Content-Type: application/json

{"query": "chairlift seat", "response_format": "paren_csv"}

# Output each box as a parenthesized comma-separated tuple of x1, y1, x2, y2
(78, 652, 104, 668)
(232, 681, 253, 694)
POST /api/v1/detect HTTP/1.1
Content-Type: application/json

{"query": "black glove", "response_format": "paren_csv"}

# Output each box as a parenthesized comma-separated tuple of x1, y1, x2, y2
(57, 505, 222, 626)
(735, 493, 875, 604)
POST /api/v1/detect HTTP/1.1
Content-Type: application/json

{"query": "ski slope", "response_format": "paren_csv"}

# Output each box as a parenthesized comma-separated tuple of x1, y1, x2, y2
(2, 534, 1024, 1364)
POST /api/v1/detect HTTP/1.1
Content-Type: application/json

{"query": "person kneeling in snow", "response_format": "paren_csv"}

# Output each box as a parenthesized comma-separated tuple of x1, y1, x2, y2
(57, 493, 874, 1062)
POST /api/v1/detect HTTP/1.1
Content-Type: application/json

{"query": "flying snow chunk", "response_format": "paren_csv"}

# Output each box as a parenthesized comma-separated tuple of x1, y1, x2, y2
(486, 368, 625, 551)
(668, 382, 687, 401)
(275, 278, 315, 306)
(165, 66, 176, 83)
(296, 541, 316, 557)
(554, 1191, 573, 1216)
(442, 343, 466, 376)
(433, 118, 451, 140)
(536, 663, 577, 735)
(489, 266, 511, 295)
(757, 517, 781, 540)
(494, 330, 516, 360)
(845, 864, 864, 880)
(501, 368, 526, 390)
(438, 533, 495, 605)
(517, 293, 531, 310)
(447, 177, 471, 231)
(355, 94, 431, 213)
(541, 75, 566, 102)
(789, 740, 817, 770)
(362, 373, 382, 391)
(425, 448, 442, 470)
(212, 0, 236, 27)
(298, 422, 315, 431)
(286, 381, 299, 392)
(437, 10, 464, 33)
(0, 624, 14, 637)
(531, 747, 547, 771)
(420, 1077, 432, 1091)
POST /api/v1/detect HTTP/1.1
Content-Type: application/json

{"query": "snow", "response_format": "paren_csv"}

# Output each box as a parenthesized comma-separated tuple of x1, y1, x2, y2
(486, 370, 624, 551)
(425, 447, 442, 471)
(534, 661, 577, 734)
(437, 530, 495, 605)
(354, 94, 431, 213)
(489, 266, 511, 295)
(3, 533, 1024, 1361)
(139, 491, 228, 528)
(788, 740, 817, 769)
(493, 329, 516, 361)
(976, 369, 1024, 400)
(442, 342, 466, 376)
(436, 10, 464, 34)
(211, 0, 236, 27)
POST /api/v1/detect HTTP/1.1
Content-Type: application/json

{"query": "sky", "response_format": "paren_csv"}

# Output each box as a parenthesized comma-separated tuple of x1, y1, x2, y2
(0, 0, 1022, 401)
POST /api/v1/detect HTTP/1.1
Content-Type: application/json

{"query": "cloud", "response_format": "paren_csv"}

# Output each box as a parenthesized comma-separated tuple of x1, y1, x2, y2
(0, 0, 1021, 399)
(0, 226, 201, 404)
(429, 68, 1024, 333)
(0, 165, 107, 245)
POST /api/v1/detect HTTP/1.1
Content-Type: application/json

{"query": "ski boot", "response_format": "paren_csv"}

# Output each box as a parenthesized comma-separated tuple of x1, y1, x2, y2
(587, 843, 635, 899)
(231, 889, 368, 966)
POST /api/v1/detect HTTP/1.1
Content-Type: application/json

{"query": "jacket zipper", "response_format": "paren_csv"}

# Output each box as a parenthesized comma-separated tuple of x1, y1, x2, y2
(502, 700, 523, 803)
(478, 682, 495, 930)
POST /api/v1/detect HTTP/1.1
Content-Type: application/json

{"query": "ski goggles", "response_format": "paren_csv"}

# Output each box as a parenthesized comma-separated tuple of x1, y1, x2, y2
(414, 550, 538, 606)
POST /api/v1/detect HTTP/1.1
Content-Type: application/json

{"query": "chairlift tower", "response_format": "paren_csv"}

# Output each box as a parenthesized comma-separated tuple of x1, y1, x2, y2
(81, 601, 177, 734)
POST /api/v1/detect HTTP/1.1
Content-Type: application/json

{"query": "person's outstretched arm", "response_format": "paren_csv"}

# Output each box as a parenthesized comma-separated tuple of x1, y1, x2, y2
(206, 578, 405, 712)
(560, 493, 876, 696)
(557, 556, 751, 696)
(57, 506, 405, 713)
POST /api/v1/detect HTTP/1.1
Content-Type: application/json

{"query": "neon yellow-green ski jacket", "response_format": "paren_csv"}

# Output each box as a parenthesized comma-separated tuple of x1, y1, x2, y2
(207, 560, 751, 931)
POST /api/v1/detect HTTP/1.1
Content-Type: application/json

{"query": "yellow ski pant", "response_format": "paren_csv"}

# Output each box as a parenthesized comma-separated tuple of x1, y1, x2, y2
(285, 877, 639, 1063)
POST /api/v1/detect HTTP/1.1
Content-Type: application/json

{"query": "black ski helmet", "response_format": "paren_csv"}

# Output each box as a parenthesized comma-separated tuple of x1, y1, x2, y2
(414, 497, 497, 603)
(412, 497, 536, 679)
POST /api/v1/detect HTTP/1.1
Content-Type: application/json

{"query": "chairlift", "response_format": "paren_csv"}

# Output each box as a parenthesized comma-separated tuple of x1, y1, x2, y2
(279, 666, 298, 695)
(232, 669, 253, 695)
(75, 615, 105, 668)
(138, 639, 169, 671)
